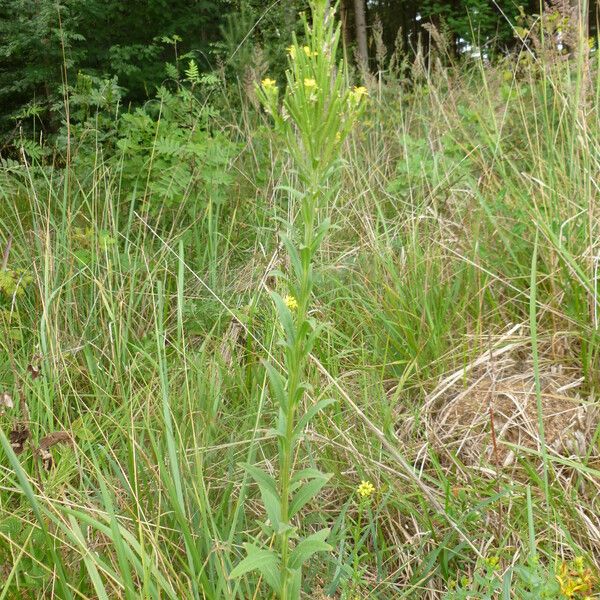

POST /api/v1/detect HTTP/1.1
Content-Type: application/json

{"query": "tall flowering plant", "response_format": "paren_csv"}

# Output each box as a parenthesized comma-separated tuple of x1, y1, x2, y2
(230, 2, 367, 597)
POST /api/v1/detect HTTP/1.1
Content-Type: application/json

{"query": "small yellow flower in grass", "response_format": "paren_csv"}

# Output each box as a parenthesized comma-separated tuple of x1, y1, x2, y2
(284, 295, 298, 311)
(350, 85, 369, 103)
(556, 558, 597, 599)
(357, 480, 375, 499)
(287, 45, 296, 59)
(261, 77, 277, 90)
(574, 556, 585, 572)
(303, 78, 317, 90)
(303, 45, 317, 57)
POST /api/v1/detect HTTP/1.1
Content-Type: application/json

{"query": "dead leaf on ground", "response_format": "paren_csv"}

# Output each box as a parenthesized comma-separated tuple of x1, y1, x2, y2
(27, 364, 40, 380)
(0, 391, 13, 413)
(36, 431, 73, 470)
(9, 424, 30, 454)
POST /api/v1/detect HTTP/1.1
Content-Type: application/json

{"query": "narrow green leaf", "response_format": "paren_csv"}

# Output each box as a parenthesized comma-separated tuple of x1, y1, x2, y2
(271, 291, 296, 346)
(67, 515, 110, 600)
(289, 473, 331, 517)
(274, 185, 306, 201)
(289, 529, 331, 570)
(241, 463, 281, 528)
(293, 398, 336, 439)
(291, 468, 327, 485)
(281, 235, 304, 282)
(311, 218, 331, 252)
(288, 567, 302, 599)
(263, 360, 288, 412)
(230, 544, 281, 594)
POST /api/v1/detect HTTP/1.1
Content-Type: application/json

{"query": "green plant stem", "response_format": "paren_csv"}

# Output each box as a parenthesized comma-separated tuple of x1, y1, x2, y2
(353, 501, 363, 581)
(279, 189, 318, 598)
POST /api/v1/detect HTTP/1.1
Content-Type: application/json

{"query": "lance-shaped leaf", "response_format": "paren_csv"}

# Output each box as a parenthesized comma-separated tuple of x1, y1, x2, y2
(289, 528, 331, 570)
(271, 291, 297, 347)
(241, 463, 281, 530)
(288, 567, 302, 599)
(289, 471, 332, 517)
(281, 233, 304, 283)
(293, 398, 336, 440)
(229, 543, 281, 594)
(311, 217, 331, 253)
(262, 359, 288, 413)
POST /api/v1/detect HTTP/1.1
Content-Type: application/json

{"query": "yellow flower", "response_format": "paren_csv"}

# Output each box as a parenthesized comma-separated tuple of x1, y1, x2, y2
(287, 45, 296, 59)
(303, 78, 317, 89)
(556, 559, 597, 599)
(284, 295, 298, 311)
(357, 480, 375, 498)
(261, 77, 277, 90)
(303, 45, 317, 57)
(350, 85, 369, 103)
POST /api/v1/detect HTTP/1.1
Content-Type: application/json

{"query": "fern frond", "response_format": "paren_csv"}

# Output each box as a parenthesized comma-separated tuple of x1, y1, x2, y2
(185, 60, 200, 84)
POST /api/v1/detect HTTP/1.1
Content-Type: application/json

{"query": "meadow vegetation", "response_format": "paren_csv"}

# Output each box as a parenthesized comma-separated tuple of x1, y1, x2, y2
(0, 0, 599, 597)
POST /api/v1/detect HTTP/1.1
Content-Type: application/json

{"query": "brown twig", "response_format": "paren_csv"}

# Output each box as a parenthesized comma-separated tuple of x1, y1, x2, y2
(487, 334, 505, 549)
(1, 234, 12, 270)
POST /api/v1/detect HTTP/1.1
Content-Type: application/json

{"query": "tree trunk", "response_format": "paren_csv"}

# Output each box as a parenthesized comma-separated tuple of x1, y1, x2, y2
(339, 0, 352, 55)
(353, 0, 368, 70)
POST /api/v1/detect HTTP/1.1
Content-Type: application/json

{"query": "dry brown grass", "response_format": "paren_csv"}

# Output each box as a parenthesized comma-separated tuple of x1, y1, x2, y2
(424, 328, 598, 475)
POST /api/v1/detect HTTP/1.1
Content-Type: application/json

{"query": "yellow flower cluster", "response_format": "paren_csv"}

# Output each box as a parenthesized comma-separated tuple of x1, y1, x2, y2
(284, 295, 298, 311)
(303, 78, 317, 89)
(556, 557, 597, 599)
(350, 85, 368, 104)
(357, 480, 375, 498)
(261, 77, 277, 90)
(287, 45, 317, 60)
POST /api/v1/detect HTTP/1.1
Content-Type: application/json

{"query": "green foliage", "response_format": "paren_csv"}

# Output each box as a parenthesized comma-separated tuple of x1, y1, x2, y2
(445, 555, 587, 599)
(0, 0, 85, 133)
(215, 0, 307, 86)
(421, 0, 521, 50)
(1, 1, 600, 598)
(230, 2, 368, 597)
(513, 558, 563, 598)
(78, 0, 230, 98)
(185, 59, 200, 85)
(62, 65, 238, 226)
(444, 558, 505, 599)
(0, 268, 32, 299)
(116, 92, 236, 215)
(0, 0, 233, 142)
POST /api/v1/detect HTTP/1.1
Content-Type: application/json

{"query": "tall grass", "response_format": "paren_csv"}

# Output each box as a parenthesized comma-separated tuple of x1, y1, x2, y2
(0, 4, 599, 598)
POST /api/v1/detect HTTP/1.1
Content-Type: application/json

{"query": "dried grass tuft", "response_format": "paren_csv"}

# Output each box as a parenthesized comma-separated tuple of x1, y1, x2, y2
(424, 329, 598, 473)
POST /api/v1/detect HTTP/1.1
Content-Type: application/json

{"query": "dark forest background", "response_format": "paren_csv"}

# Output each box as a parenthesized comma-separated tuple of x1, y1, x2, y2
(1, 0, 598, 144)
